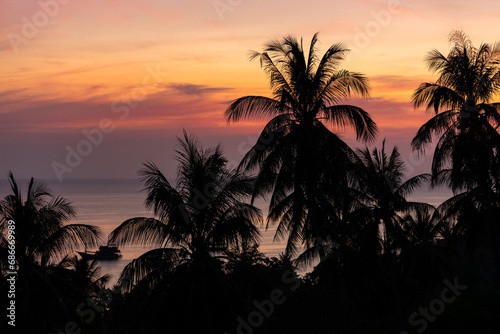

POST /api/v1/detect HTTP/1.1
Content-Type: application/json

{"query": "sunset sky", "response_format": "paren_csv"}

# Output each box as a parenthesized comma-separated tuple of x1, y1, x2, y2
(2, 0, 500, 181)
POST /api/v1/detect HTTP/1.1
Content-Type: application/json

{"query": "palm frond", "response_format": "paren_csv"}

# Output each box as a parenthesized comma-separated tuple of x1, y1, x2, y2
(324, 104, 377, 142)
(225, 96, 288, 123)
(412, 83, 463, 113)
(108, 217, 171, 247)
(117, 247, 181, 293)
(396, 174, 431, 198)
(411, 109, 457, 153)
(39, 224, 101, 265)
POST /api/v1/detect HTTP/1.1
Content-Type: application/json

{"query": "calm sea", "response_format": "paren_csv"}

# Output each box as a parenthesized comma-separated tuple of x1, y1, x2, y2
(0, 178, 452, 286)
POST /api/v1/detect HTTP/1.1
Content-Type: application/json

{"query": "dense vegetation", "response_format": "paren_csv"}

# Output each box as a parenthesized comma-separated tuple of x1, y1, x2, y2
(2, 30, 500, 333)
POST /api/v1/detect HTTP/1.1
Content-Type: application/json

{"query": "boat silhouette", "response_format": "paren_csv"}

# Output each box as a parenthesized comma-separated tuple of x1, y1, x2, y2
(78, 244, 122, 260)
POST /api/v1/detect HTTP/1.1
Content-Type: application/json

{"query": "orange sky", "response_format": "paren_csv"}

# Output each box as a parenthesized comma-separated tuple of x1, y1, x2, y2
(1, 0, 500, 180)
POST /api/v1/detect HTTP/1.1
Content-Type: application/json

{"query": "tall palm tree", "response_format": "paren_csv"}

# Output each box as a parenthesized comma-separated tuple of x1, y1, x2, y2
(412, 30, 500, 281)
(0, 172, 102, 333)
(356, 140, 430, 254)
(412, 30, 500, 192)
(108, 132, 262, 333)
(109, 132, 261, 293)
(225, 32, 377, 257)
(355, 140, 430, 332)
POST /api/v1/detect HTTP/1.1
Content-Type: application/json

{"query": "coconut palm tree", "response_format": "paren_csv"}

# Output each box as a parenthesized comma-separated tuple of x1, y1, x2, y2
(0, 172, 102, 333)
(354, 140, 430, 331)
(109, 132, 261, 292)
(107, 132, 262, 333)
(411, 30, 500, 192)
(225, 32, 377, 257)
(0, 172, 101, 267)
(412, 30, 500, 281)
(355, 141, 431, 254)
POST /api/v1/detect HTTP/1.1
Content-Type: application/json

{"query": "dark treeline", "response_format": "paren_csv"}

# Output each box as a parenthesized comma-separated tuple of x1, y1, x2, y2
(2, 30, 500, 334)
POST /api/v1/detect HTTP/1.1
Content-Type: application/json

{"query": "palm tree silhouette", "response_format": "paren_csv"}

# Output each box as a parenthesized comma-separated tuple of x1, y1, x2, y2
(108, 132, 262, 333)
(412, 30, 500, 281)
(109, 131, 261, 292)
(225, 32, 377, 333)
(412, 30, 500, 192)
(0, 172, 101, 266)
(225, 32, 377, 257)
(0, 172, 102, 332)
(355, 140, 430, 331)
(356, 140, 430, 254)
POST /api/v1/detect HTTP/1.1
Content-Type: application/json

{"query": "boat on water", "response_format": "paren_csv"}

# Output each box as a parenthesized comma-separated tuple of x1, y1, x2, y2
(78, 244, 122, 260)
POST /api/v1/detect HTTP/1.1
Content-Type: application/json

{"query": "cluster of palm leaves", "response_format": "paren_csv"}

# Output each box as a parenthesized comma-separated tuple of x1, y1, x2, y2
(0, 172, 107, 333)
(2, 30, 500, 333)
(411, 31, 500, 272)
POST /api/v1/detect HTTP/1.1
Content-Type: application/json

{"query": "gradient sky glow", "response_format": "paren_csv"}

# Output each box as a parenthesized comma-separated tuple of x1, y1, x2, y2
(2, 0, 500, 181)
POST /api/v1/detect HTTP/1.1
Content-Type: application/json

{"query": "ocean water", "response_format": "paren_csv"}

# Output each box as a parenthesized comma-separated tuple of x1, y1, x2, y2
(0, 178, 452, 286)
(0, 178, 279, 286)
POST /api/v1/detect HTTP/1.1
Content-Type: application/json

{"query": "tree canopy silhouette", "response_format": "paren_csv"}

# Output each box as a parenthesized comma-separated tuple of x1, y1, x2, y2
(412, 30, 500, 192)
(109, 131, 262, 291)
(225, 32, 377, 257)
(0, 172, 102, 333)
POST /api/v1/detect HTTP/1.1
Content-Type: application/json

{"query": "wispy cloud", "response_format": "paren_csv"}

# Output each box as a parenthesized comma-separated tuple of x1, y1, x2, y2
(168, 83, 233, 96)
